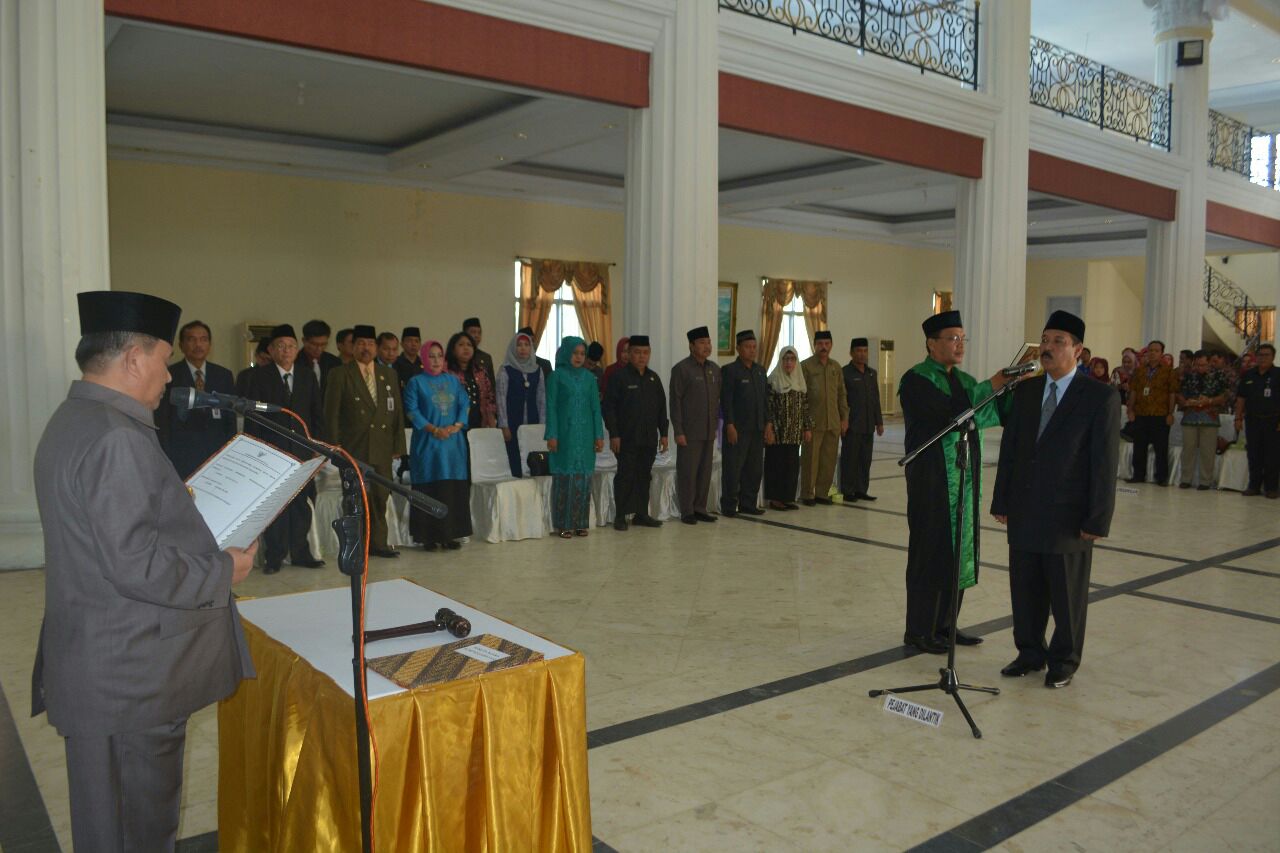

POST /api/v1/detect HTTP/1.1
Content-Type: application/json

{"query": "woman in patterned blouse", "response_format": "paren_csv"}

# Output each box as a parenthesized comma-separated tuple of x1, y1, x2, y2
(764, 346, 813, 510)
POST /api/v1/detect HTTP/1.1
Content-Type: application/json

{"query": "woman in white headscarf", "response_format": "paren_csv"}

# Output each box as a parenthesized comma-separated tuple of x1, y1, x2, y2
(495, 331, 546, 477)
(764, 346, 813, 509)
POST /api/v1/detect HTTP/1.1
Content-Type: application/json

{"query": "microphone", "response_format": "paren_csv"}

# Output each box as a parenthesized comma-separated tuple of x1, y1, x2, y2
(1001, 361, 1039, 378)
(169, 386, 284, 414)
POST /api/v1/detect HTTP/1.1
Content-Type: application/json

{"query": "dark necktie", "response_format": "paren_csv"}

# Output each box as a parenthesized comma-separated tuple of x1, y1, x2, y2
(194, 368, 205, 391)
(1038, 381, 1058, 440)
(284, 372, 292, 400)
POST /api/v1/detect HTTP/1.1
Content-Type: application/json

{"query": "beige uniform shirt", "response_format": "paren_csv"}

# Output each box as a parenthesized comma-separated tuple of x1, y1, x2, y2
(801, 354, 850, 431)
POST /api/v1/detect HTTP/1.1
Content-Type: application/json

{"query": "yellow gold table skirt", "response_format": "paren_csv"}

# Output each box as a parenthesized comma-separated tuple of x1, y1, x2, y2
(218, 621, 592, 852)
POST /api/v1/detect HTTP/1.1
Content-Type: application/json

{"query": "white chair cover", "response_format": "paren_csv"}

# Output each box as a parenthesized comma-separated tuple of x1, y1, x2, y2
(309, 465, 409, 557)
(468, 428, 545, 542)
(1217, 448, 1250, 491)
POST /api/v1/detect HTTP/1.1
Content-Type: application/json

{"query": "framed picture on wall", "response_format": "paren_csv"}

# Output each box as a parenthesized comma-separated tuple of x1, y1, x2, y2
(717, 281, 738, 356)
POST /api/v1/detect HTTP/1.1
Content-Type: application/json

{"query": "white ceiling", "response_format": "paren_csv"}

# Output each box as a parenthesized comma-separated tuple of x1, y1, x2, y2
(102, 16, 1274, 259)
(1031, 0, 1280, 129)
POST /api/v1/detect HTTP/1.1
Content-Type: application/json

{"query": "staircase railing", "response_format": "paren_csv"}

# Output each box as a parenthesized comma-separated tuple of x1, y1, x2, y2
(1205, 261, 1261, 351)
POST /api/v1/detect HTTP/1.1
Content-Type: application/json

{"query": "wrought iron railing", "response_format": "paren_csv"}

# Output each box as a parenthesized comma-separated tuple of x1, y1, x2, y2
(1207, 109, 1278, 189)
(1205, 261, 1262, 351)
(1029, 37, 1172, 150)
(719, 0, 980, 87)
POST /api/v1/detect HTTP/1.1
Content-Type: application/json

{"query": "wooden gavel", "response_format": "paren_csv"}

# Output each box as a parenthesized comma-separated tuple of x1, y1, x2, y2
(362, 608, 472, 644)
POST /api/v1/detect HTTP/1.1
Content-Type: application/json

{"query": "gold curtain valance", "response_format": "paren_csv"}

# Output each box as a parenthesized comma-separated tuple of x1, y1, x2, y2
(530, 259, 611, 309)
(762, 278, 828, 311)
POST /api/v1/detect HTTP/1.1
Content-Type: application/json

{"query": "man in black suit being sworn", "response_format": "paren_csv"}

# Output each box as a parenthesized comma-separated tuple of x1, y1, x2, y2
(157, 320, 237, 478)
(237, 323, 326, 573)
(991, 310, 1119, 689)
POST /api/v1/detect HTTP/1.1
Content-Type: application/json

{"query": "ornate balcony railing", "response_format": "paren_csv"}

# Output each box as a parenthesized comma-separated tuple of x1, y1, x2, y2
(719, 0, 979, 87)
(1207, 109, 1278, 189)
(1205, 261, 1262, 351)
(1029, 37, 1172, 150)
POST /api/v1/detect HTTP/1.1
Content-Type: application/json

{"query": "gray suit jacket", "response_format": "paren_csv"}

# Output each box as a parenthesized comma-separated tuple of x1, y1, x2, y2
(32, 381, 253, 736)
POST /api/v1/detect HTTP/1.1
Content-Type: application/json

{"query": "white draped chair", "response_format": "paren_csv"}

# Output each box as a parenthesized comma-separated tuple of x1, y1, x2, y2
(591, 430, 617, 526)
(308, 461, 410, 558)
(519, 422, 605, 529)
(468, 427, 545, 543)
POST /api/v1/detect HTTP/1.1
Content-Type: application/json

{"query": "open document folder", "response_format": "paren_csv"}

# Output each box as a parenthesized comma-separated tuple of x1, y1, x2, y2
(186, 433, 325, 548)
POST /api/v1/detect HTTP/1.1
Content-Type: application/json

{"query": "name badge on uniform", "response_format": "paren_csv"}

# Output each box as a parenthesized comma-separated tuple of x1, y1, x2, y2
(1266, 387, 1273, 398)
(386, 385, 396, 412)
(211, 409, 222, 419)
(1143, 386, 1150, 397)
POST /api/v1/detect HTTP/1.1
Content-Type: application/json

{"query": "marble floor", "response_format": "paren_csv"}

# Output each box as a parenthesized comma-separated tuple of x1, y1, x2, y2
(2, 423, 1278, 852)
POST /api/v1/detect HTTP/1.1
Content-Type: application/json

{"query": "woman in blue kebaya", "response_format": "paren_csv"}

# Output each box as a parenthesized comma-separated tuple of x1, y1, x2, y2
(403, 340, 472, 550)
(544, 336, 604, 538)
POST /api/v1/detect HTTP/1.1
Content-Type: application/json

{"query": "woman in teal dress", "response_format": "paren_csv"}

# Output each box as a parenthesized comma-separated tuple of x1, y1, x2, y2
(403, 340, 472, 550)
(544, 336, 604, 538)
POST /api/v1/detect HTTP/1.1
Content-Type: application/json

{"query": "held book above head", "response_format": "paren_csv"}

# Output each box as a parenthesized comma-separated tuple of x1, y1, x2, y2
(186, 434, 326, 549)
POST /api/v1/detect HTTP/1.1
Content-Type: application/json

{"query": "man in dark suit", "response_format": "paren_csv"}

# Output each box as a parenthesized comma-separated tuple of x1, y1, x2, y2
(463, 317, 497, 391)
(299, 319, 342, 393)
(325, 324, 406, 558)
(991, 310, 1119, 689)
(237, 324, 326, 573)
(156, 320, 237, 479)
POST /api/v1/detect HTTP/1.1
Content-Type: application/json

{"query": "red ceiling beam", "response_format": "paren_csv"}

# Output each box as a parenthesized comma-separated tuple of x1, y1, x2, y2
(1028, 151, 1176, 221)
(104, 0, 650, 108)
(1206, 201, 1280, 248)
(718, 73, 984, 179)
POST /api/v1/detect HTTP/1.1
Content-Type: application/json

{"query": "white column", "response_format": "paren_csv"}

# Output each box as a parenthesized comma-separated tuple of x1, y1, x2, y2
(1142, 0, 1213, 352)
(623, 0, 718, 382)
(954, 0, 1031, 378)
(0, 0, 112, 568)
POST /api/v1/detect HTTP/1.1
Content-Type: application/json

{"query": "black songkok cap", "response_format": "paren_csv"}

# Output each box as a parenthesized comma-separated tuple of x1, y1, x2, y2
(255, 337, 271, 355)
(628, 335, 650, 347)
(587, 341, 605, 360)
(269, 323, 297, 342)
(850, 337, 869, 348)
(402, 326, 421, 339)
(687, 326, 710, 342)
(352, 324, 377, 342)
(736, 329, 756, 343)
(1044, 310, 1085, 342)
(814, 330, 833, 342)
(923, 310, 963, 337)
(77, 291, 181, 344)
(462, 317, 481, 329)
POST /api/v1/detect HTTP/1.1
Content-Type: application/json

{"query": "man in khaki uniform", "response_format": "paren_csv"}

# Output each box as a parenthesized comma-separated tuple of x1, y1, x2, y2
(800, 330, 849, 504)
(325, 324, 406, 557)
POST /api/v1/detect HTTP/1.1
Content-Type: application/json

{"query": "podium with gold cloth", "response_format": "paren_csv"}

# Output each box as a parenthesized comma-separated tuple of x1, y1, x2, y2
(217, 580, 591, 852)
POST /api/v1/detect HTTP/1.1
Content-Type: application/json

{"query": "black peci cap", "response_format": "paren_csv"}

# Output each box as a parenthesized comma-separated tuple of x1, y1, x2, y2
(814, 330, 832, 342)
(628, 335, 650, 347)
(687, 326, 710, 342)
(923, 310, 963, 337)
(352, 325, 377, 342)
(402, 326, 421, 339)
(736, 329, 756, 343)
(77, 291, 182, 344)
(269, 323, 297, 342)
(1044, 310, 1085, 342)
(850, 337, 869, 348)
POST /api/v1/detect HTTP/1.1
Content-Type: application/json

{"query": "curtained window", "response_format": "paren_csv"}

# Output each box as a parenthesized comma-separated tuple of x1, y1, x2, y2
(767, 294, 814, 371)
(513, 259, 613, 363)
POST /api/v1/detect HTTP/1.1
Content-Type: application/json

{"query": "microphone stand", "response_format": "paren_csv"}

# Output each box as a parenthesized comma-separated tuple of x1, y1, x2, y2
(868, 374, 1023, 739)
(235, 407, 445, 853)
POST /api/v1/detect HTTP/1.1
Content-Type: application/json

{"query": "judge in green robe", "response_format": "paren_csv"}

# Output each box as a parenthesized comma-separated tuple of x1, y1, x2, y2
(899, 310, 1011, 654)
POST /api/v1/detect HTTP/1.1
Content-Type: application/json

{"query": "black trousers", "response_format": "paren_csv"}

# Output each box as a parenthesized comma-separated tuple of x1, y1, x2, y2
(1130, 414, 1170, 483)
(263, 481, 316, 565)
(839, 432, 874, 497)
(614, 442, 658, 517)
(1008, 548, 1093, 673)
(676, 439, 714, 515)
(906, 586, 963, 641)
(721, 428, 764, 512)
(1244, 415, 1280, 491)
(64, 717, 187, 853)
(763, 443, 800, 503)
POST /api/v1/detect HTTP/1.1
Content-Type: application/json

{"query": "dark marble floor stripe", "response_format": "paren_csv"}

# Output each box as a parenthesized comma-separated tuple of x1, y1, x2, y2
(1124, 590, 1280, 625)
(911, 661, 1280, 852)
(0, 680, 60, 853)
(1216, 563, 1280, 580)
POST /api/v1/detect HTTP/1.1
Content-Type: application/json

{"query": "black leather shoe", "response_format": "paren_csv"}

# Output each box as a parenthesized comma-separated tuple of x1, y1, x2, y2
(783, 502, 800, 510)
(1045, 668, 1074, 688)
(681, 514, 697, 525)
(1000, 659, 1046, 677)
(613, 517, 629, 531)
(721, 508, 738, 518)
(814, 496, 834, 505)
(903, 633, 947, 654)
(693, 511, 717, 522)
(1242, 488, 1261, 496)
(444, 540, 462, 550)
(1267, 491, 1279, 500)
(1178, 482, 1192, 489)
(369, 547, 400, 559)
(635, 515, 663, 528)
(1197, 485, 1210, 491)
(1124, 476, 1144, 484)
(738, 506, 765, 516)
(952, 630, 983, 646)
(801, 499, 816, 506)
(263, 562, 282, 575)
(856, 493, 877, 502)
(293, 558, 325, 569)
(842, 493, 859, 503)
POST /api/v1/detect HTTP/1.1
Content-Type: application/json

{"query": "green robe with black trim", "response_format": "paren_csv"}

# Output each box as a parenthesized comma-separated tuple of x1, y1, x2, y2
(898, 358, 1009, 592)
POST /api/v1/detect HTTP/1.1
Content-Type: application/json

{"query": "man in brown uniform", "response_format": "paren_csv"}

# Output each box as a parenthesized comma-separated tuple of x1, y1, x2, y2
(1126, 339, 1178, 486)
(669, 325, 722, 524)
(325, 324, 407, 557)
(800, 330, 849, 505)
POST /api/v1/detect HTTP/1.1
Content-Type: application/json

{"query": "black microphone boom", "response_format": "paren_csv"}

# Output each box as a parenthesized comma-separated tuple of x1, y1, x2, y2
(169, 386, 284, 414)
(1001, 361, 1039, 378)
